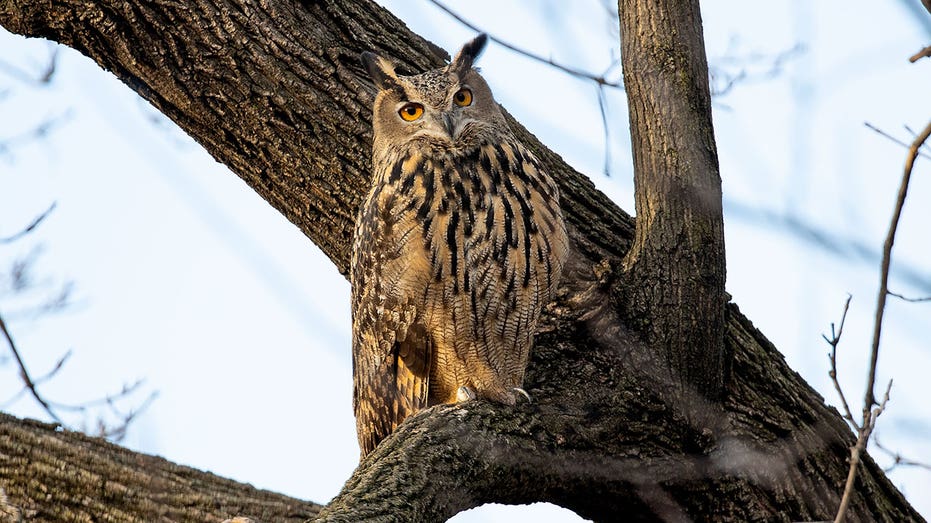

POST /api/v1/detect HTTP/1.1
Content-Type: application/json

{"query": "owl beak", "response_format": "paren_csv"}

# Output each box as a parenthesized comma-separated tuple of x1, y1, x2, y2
(442, 112, 459, 140)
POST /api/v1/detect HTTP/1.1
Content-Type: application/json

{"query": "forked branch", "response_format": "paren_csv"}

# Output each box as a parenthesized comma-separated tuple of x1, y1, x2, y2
(833, 119, 931, 523)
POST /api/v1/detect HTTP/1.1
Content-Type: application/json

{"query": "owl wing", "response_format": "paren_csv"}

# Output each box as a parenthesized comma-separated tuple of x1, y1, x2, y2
(459, 141, 569, 384)
(351, 182, 432, 458)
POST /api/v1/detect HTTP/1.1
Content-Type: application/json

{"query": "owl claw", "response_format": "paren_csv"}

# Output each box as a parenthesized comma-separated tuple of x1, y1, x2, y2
(457, 386, 476, 402)
(513, 387, 532, 403)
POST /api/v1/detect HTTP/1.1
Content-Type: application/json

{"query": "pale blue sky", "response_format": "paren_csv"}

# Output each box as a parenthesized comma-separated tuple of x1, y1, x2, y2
(1, 1, 929, 521)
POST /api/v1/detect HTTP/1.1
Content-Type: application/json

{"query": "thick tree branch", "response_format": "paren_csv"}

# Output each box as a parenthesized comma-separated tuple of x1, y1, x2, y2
(0, 0, 921, 521)
(0, 412, 319, 521)
(617, 0, 727, 401)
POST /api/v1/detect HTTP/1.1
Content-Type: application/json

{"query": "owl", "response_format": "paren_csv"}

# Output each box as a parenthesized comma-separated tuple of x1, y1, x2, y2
(351, 34, 569, 458)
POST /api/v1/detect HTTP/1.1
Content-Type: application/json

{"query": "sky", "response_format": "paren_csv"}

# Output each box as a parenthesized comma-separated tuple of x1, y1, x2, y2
(1, 1, 929, 521)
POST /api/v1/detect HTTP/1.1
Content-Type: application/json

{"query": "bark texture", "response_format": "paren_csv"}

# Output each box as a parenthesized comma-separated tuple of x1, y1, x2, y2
(618, 0, 727, 401)
(0, 414, 320, 522)
(0, 0, 922, 521)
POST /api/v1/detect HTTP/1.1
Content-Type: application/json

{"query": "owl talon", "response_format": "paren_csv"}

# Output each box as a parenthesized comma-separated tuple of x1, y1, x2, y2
(513, 387, 532, 403)
(457, 386, 476, 402)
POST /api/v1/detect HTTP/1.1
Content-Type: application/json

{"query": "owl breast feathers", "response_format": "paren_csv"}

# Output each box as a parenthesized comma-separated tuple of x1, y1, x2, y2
(351, 34, 569, 458)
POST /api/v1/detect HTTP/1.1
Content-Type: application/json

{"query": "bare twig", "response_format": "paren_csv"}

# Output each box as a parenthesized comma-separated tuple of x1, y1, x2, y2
(864, 122, 931, 161)
(0, 311, 63, 424)
(834, 119, 931, 523)
(596, 84, 612, 176)
(873, 435, 931, 473)
(0, 47, 58, 86)
(824, 295, 858, 431)
(0, 111, 72, 160)
(864, 120, 931, 411)
(96, 390, 159, 442)
(887, 290, 931, 303)
(0, 349, 71, 409)
(426, 0, 622, 88)
(835, 380, 893, 523)
(0, 313, 158, 439)
(909, 45, 931, 63)
(0, 203, 56, 244)
(709, 43, 805, 97)
(47, 379, 145, 411)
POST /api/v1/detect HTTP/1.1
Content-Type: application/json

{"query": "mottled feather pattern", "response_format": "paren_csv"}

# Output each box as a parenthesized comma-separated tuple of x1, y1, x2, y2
(352, 35, 568, 458)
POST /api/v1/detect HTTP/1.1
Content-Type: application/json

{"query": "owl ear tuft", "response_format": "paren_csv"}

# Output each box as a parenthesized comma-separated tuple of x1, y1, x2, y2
(450, 33, 488, 74)
(361, 52, 399, 90)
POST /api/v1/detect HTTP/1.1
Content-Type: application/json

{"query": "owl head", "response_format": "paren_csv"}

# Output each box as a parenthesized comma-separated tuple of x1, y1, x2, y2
(362, 34, 507, 155)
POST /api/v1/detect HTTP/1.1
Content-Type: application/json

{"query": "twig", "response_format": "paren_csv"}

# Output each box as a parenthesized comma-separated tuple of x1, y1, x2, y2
(835, 380, 893, 523)
(0, 203, 56, 244)
(426, 0, 622, 88)
(887, 290, 931, 303)
(902, 124, 931, 157)
(873, 435, 931, 473)
(835, 119, 931, 523)
(0, 311, 63, 424)
(864, 122, 931, 161)
(864, 120, 931, 411)
(0, 349, 71, 409)
(596, 84, 612, 176)
(910, 45, 931, 63)
(0, 111, 72, 161)
(824, 295, 858, 431)
(47, 378, 145, 411)
(97, 390, 159, 442)
(0, 47, 58, 86)
(709, 44, 805, 97)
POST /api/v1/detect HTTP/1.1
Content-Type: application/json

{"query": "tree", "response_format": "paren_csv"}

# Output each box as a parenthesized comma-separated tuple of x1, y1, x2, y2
(0, 0, 923, 521)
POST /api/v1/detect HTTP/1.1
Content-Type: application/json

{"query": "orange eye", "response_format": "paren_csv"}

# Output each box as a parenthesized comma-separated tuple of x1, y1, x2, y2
(398, 103, 424, 121)
(453, 88, 473, 107)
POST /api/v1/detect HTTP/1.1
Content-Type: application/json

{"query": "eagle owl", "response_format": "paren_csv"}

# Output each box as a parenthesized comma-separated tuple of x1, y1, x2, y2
(351, 34, 569, 458)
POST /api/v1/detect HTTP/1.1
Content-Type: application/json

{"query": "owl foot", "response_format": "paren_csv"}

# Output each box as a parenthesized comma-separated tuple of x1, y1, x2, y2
(457, 386, 476, 402)
(513, 387, 533, 403)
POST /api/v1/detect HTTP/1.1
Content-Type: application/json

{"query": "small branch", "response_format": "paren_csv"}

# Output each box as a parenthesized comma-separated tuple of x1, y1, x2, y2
(0, 311, 63, 424)
(864, 120, 931, 410)
(596, 83, 612, 176)
(0, 46, 58, 86)
(835, 380, 893, 523)
(873, 435, 931, 473)
(824, 295, 858, 431)
(426, 0, 622, 88)
(709, 43, 805, 97)
(0, 111, 72, 160)
(864, 122, 931, 161)
(0, 203, 56, 244)
(908, 45, 931, 62)
(95, 389, 159, 442)
(887, 290, 931, 303)
(835, 119, 931, 523)
(0, 308, 156, 440)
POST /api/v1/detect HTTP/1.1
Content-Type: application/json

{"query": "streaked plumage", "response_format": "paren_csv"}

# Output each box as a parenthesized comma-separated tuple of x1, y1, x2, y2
(352, 34, 568, 458)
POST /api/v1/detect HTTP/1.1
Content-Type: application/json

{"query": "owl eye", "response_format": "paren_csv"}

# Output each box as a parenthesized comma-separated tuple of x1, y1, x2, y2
(453, 88, 473, 107)
(398, 103, 424, 121)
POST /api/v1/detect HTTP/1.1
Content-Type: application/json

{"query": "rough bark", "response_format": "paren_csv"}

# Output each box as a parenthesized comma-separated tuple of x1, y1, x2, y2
(0, 0, 922, 522)
(617, 0, 727, 402)
(0, 414, 320, 522)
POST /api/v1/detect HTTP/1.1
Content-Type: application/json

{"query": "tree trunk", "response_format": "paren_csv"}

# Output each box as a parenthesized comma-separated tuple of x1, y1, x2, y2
(0, 0, 921, 521)
(617, 0, 727, 403)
